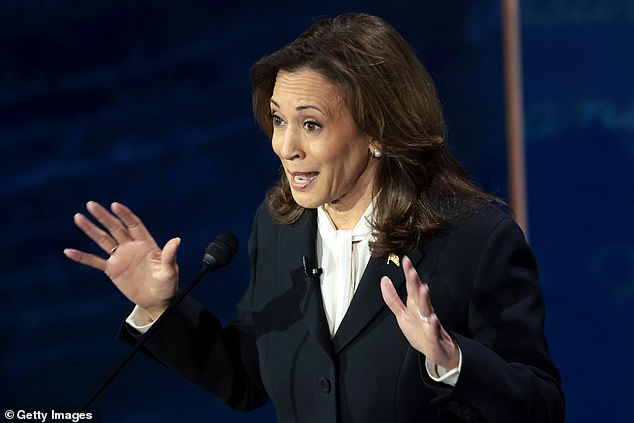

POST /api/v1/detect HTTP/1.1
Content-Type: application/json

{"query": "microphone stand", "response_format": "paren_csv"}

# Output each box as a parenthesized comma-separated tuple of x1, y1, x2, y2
(82, 263, 210, 410)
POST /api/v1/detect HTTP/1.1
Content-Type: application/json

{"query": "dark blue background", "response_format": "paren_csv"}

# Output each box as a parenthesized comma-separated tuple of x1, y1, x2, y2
(2, 1, 633, 422)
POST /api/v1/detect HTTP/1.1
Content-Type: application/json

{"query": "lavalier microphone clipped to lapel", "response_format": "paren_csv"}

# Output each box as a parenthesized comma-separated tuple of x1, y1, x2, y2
(302, 256, 323, 279)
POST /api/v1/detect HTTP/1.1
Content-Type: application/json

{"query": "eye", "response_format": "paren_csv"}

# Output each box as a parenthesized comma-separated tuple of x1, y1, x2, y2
(303, 120, 321, 132)
(271, 113, 285, 128)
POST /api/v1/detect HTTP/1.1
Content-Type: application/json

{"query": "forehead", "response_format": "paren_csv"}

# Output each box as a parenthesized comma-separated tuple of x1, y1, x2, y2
(271, 69, 343, 110)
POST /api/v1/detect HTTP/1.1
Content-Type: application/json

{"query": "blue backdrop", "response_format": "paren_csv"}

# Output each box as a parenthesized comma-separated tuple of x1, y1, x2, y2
(2, 1, 633, 422)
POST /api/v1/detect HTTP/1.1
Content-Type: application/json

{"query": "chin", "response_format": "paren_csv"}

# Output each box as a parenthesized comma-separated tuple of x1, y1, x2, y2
(290, 190, 323, 210)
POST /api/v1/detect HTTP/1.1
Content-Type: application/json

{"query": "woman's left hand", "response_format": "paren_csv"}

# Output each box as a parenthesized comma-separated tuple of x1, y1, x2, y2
(380, 256, 460, 371)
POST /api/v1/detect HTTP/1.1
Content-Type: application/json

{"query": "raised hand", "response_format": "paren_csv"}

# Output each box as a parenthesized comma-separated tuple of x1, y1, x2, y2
(380, 256, 460, 371)
(64, 201, 180, 321)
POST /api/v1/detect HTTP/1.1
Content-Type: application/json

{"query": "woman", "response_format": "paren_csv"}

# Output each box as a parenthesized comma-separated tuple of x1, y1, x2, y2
(65, 13, 565, 422)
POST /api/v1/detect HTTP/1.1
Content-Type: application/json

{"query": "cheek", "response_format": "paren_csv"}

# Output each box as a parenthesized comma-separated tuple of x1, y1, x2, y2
(270, 133, 282, 157)
(341, 143, 370, 169)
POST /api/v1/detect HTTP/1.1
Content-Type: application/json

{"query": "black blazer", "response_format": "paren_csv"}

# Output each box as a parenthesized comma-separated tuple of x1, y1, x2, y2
(121, 201, 564, 422)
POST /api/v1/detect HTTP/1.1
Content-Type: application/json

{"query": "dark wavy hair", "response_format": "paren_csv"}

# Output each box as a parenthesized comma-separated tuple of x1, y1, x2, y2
(250, 13, 502, 256)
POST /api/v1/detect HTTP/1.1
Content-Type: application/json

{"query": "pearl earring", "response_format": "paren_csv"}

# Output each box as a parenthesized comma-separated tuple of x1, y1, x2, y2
(372, 149, 383, 159)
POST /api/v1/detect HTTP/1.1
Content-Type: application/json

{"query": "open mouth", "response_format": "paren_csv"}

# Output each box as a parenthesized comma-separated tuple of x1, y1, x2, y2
(289, 172, 319, 190)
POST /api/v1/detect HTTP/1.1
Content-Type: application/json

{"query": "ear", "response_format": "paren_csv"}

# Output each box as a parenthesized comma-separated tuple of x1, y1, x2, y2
(368, 137, 380, 147)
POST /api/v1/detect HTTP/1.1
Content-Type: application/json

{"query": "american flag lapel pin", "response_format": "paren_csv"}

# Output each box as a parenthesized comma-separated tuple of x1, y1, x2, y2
(387, 253, 400, 267)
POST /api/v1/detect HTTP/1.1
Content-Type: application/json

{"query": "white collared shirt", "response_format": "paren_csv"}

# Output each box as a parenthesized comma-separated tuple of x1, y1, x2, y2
(316, 202, 373, 338)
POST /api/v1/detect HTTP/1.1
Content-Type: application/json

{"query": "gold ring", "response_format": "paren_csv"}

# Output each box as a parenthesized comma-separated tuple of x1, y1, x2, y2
(108, 244, 119, 256)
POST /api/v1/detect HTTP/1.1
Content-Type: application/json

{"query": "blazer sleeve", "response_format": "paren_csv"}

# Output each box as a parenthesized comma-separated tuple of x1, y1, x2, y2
(117, 206, 269, 411)
(422, 213, 565, 422)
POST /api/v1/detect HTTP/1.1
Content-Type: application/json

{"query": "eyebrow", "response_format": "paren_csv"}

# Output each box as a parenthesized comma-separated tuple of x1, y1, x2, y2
(270, 99, 325, 114)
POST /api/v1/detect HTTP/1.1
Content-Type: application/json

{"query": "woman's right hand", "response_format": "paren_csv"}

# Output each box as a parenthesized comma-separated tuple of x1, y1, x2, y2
(64, 201, 180, 321)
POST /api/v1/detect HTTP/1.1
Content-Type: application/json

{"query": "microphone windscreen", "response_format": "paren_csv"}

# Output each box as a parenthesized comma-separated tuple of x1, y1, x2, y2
(202, 233, 239, 269)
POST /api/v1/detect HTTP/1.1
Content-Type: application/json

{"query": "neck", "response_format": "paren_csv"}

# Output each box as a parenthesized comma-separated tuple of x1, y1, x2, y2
(323, 186, 373, 230)
(322, 151, 378, 230)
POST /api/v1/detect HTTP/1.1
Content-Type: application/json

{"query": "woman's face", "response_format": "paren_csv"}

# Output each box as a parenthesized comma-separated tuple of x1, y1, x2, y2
(270, 69, 378, 215)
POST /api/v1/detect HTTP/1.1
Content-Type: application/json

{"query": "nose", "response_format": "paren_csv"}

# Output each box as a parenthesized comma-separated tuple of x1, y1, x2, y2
(277, 125, 305, 161)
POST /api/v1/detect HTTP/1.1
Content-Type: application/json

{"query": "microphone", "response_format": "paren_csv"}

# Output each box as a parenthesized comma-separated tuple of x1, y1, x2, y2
(82, 233, 239, 410)
(302, 255, 322, 278)
(203, 233, 239, 270)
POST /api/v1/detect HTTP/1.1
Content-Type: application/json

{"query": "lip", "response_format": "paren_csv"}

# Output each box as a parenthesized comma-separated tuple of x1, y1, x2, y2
(288, 171, 319, 191)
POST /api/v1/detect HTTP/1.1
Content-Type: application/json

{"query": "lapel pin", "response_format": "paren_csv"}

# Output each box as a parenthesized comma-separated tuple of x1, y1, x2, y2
(387, 253, 400, 267)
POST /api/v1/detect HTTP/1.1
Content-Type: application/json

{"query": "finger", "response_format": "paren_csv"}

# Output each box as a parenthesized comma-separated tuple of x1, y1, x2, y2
(161, 237, 181, 266)
(111, 202, 157, 244)
(380, 276, 406, 316)
(417, 281, 434, 318)
(402, 256, 435, 320)
(402, 256, 424, 310)
(63, 248, 107, 272)
(73, 212, 119, 254)
(86, 201, 133, 244)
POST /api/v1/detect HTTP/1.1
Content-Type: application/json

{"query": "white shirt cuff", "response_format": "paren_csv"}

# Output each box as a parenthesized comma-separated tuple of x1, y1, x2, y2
(125, 305, 155, 334)
(425, 347, 463, 386)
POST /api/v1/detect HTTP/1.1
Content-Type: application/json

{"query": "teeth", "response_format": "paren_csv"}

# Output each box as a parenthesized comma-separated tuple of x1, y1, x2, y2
(293, 173, 317, 185)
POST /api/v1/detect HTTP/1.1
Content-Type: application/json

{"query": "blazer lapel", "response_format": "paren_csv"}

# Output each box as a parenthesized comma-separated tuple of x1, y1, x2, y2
(279, 209, 334, 359)
(332, 247, 426, 353)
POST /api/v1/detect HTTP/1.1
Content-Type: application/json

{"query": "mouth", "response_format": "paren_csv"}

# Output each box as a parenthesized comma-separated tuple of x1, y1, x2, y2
(288, 171, 319, 190)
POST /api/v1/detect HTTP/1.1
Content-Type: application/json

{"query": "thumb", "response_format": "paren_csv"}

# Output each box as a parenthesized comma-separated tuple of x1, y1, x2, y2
(381, 276, 406, 316)
(161, 237, 181, 266)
